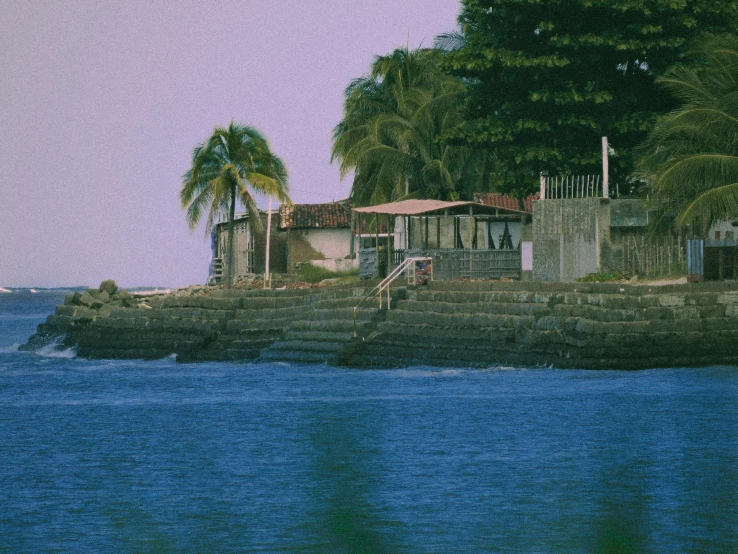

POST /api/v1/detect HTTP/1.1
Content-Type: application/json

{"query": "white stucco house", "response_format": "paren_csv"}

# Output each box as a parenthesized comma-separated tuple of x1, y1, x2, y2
(279, 199, 357, 273)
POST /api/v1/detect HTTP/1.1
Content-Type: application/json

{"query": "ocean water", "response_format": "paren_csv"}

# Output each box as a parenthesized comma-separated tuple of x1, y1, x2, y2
(1, 291, 737, 553)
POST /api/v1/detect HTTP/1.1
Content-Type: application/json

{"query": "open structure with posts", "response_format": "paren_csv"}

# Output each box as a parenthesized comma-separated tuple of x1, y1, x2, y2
(353, 199, 531, 281)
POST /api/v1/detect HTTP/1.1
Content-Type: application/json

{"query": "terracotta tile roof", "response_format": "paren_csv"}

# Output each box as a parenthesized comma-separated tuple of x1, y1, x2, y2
(279, 200, 352, 230)
(474, 192, 539, 214)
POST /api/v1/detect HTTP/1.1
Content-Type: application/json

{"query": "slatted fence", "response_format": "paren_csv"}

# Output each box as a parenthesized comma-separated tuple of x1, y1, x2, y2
(621, 235, 686, 278)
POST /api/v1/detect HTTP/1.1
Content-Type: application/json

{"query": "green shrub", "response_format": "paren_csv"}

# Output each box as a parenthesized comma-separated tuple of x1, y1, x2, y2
(576, 272, 625, 283)
(296, 263, 360, 284)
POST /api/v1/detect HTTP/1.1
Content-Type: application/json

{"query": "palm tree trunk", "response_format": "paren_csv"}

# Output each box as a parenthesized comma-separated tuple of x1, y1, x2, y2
(226, 188, 236, 289)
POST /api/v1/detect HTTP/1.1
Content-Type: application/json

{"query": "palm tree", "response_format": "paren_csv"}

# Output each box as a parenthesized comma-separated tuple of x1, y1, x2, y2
(181, 123, 289, 288)
(331, 47, 489, 206)
(639, 35, 738, 233)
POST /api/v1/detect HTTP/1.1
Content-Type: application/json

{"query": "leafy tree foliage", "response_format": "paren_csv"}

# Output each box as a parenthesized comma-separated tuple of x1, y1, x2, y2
(332, 48, 490, 206)
(181, 123, 289, 288)
(639, 35, 738, 232)
(443, 0, 738, 197)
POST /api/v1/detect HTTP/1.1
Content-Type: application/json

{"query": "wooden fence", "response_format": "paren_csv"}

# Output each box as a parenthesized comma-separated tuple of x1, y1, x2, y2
(542, 175, 602, 199)
(621, 235, 686, 278)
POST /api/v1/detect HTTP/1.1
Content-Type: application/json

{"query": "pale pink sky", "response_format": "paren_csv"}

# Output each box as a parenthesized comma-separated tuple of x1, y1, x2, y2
(0, 0, 461, 287)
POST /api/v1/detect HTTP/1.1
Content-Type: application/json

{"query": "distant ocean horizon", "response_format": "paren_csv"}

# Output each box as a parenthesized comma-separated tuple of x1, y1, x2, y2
(0, 286, 175, 295)
(1, 291, 737, 552)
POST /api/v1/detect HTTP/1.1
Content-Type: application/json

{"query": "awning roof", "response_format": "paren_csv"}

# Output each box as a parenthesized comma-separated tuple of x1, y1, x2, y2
(352, 199, 524, 216)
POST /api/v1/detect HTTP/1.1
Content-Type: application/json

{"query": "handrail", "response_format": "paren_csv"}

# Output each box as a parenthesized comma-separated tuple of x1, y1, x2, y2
(353, 257, 433, 337)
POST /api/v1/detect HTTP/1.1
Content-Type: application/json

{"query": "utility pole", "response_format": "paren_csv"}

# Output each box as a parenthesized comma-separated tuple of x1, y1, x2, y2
(265, 195, 272, 288)
(602, 136, 609, 199)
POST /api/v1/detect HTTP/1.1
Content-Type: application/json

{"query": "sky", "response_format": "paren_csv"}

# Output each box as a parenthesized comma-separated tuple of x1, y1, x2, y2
(0, 0, 462, 288)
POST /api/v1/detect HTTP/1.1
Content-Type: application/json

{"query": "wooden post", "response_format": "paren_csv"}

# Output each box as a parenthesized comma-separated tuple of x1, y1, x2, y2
(386, 214, 392, 276)
(349, 210, 355, 259)
(357, 212, 362, 257)
(424, 216, 429, 250)
(469, 205, 474, 279)
(375, 215, 379, 278)
(265, 195, 273, 288)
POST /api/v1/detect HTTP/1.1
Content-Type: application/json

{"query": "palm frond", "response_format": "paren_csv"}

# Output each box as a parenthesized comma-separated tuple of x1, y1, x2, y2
(434, 31, 466, 52)
(678, 182, 738, 225)
(638, 34, 738, 231)
(181, 123, 290, 232)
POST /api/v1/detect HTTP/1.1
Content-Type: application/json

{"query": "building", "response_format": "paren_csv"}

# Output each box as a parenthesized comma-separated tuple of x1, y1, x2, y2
(279, 200, 357, 273)
(210, 200, 358, 283)
(354, 198, 531, 280)
(210, 210, 286, 284)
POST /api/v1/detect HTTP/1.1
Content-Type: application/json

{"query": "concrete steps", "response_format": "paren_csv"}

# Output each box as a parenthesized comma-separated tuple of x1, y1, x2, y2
(260, 305, 382, 364)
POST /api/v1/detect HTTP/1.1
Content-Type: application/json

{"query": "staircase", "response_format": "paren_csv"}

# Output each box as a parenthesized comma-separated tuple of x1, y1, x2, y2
(260, 292, 384, 364)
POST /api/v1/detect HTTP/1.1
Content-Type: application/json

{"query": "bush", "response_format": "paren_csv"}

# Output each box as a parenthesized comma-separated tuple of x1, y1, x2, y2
(576, 272, 625, 283)
(296, 263, 359, 284)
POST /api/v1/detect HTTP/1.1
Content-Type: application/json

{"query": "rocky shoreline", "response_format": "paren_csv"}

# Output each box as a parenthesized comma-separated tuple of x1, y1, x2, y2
(22, 279, 738, 370)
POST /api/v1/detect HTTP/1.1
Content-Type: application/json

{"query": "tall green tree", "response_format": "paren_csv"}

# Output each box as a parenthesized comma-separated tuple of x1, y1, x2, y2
(181, 123, 289, 288)
(332, 47, 490, 206)
(443, 0, 738, 196)
(639, 35, 738, 233)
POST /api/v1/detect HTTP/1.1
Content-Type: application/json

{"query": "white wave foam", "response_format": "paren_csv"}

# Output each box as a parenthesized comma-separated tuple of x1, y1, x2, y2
(0, 287, 11, 293)
(1, 341, 75, 358)
(29, 289, 38, 293)
(132, 288, 172, 296)
(29, 337, 77, 359)
(395, 367, 465, 377)
(35, 343, 77, 358)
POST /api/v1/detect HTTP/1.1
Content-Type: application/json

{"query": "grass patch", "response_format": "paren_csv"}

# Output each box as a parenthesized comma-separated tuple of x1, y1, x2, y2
(296, 263, 360, 284)
(576, 272, 626, 283)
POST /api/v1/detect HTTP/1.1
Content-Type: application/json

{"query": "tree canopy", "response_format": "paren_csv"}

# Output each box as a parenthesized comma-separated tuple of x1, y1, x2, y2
(331, 48, 490, 206)
(181, 123, 289, 287)
(638, 35, 738, 232)
(442, 0, 738, 197)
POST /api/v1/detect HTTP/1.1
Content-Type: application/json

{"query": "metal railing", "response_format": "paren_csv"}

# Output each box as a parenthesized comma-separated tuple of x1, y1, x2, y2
(353, 257, 433, 337)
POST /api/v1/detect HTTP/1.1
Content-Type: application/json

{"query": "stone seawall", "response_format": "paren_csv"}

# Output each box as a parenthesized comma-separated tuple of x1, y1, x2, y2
(350, 281, 738, 370)
(23, 281, 738, 370)
(23, 285, 381, 364)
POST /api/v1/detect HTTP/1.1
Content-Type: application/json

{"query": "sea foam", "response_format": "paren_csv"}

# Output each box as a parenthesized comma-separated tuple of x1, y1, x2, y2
(35, 343, 77, 359)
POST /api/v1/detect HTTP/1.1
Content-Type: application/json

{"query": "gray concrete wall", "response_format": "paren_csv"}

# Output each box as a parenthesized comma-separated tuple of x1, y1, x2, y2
(532, 198, 611, 282)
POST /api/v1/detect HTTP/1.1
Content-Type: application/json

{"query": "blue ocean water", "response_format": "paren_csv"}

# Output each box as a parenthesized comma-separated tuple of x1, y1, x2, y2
(1, 291, 737, 553)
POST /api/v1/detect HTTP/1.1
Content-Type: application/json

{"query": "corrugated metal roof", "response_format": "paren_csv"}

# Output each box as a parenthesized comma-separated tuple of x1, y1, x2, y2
(353, 198, 530, 216)
(353, 199, 486, 216)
